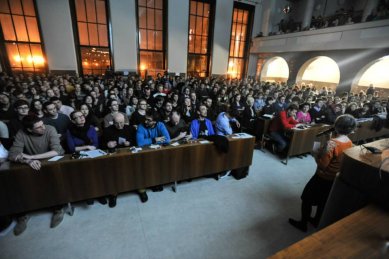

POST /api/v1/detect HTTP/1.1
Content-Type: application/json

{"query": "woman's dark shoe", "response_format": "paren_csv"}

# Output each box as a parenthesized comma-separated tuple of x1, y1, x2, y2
(308, 217, 319, 228)
(288, 218, 307, 232)
(97, 197, 107, 205)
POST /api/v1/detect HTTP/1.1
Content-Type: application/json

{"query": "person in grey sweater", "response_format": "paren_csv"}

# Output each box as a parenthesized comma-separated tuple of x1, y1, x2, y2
(8, 114, 65, 236)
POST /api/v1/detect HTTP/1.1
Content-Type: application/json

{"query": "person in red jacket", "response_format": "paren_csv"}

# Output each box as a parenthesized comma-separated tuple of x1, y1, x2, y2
(269, 103, 300, 156)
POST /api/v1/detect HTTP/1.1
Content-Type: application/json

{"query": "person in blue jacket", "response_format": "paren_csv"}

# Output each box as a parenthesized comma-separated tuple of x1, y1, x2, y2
(136, 110, 170, 200)
(136, 110, 170, 147)
(190, 104, 215, 139)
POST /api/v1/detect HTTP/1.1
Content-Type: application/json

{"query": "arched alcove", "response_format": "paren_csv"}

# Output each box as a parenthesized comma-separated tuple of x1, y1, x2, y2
(296, 56, 340, 91)
(351, 56, 389, 96)
(260, 57, 289, 83)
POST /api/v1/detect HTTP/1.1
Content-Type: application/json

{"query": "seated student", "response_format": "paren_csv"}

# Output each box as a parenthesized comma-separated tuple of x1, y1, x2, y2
(261, 97, 276, 116)
(103, 99, 129, 128)
(324, 103, 343, 124)
(129, 99, 147, 130)
(79, 103, 101, 133)
(8, 99, 30, 139)
(102, 113, 133, 207)
(344, 102, 359, 118)
(136, 111, 171, 201)
(309, 99, 326, 123)
(0, 92, 14, 123)
(66, 111, 98, 153)
(356, 103, 372, 118)
(215, 106, 241, 136)
(165, 110, 191, 142)
(8, 115, 65, 235)
(289, 114, 356, 232)
(296, 103, 312, 124)
(42, 101, 70, 142)
(241, 96, 257, 133)
(50, 97, 74, 118)
(190, 105, 215, 139)
(268, 103, 300, 157)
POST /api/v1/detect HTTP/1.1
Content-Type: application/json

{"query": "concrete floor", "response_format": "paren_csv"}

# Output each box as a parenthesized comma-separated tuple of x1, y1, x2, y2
(0, 150, 317, 259)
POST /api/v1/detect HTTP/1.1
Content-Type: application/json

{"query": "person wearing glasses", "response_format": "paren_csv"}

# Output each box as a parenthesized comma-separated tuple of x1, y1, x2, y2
(8, 99, 30, 139)
(129, 99, 148, 130)
(103, 99, 129, 128)
(8, 114, 65, 235)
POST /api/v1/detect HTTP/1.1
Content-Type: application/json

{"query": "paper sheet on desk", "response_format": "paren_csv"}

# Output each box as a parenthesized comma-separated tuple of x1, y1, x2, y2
(48, 156, 64, 162)
(149, 145, 161, 149)
(231, 133, 252, 139)
(199, 140, 210, 144)
(170, 142, 180, 146)
(80, 149, 107, 158)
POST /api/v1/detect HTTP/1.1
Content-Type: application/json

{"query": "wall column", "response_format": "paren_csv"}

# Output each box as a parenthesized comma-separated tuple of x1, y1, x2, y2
(362, 0, 380, 22)
(301, 0, 315, 29)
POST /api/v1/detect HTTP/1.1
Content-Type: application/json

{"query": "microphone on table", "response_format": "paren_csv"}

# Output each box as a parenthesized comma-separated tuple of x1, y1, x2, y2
(316, 127, 335, 137)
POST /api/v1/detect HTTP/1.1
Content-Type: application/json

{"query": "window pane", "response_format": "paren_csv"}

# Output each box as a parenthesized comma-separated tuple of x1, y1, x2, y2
(189, 15, 195, 33)
(195, 16, 202, 35)
(229, 39, 234, 56)
(75, 0, 86, 22)
(190, 1, 196, 15)
(194, 35, 201, 53)
(138, 0, 146, 7)
(17, 43, 32, 68)
(239, 41, 245, 57)
(233, 10, 237, 21)
(98, 24, 108, 46)
(22, 0, 35, 16)
(188, 34, 194, 53)
(155, 9, 162, 30)
(234, 40, 240, 57)
(202, 17, 208, 36)
(147, 30, 154, 49)
(138, 7, 146, 28)
(30, 44, 44, 67)
(96, 0, 106, 24)
(243, 10, 248, 24)
(201, 36, 207, 54)
(0, 0, 10, 13)
(241, 24, 247, 38)
(13, 15, 29, 41)
(88, 23, 98, 45)
(6, 43, 21, 67)
(147, 8, 154, 29)
(155, 30, 162, 50)
(147, 0, 154, 8)
(10, 0, 23, 15)
(86, 0, 96, 23)
(197, 2, 204, 16)
(25, 17, 40, 42)
(203, 3, 209, 17)
(139, 29, 147, 49)
(78, 22, 89, 45)
(155, 0, 162, 9)
(0, 14, 16, 40)
(237, 10, 242, 22)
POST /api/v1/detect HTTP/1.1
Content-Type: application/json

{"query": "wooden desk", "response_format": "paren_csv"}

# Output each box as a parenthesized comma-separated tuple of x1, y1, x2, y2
(269, 205, 389, 259)
(320, 139, 389, 228)
(350, 119, 389, 143)
(283, 124, 331, 165)
(0, 137, 255, 216)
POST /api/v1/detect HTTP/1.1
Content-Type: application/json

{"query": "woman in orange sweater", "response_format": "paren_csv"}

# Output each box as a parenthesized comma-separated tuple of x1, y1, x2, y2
(289, 114, 356, 232)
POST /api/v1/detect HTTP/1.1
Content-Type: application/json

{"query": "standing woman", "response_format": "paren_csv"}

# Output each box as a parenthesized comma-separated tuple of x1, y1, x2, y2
(66, 110, 99, 153)
(288, 114, 356, 232)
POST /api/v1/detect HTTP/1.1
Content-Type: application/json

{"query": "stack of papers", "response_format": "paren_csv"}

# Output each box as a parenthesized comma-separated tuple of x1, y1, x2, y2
(231, 133, 252, 139)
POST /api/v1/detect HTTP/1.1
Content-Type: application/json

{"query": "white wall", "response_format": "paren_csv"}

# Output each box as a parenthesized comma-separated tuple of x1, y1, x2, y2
(110, 0, 138, 72)
(167, 0, 189, 74)
(211, 0, 234, 75)
(36, 0, 78, 72)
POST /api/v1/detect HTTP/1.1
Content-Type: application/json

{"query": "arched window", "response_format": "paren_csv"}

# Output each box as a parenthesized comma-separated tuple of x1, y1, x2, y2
(352, 56, 389, 95)
(260, 57, 289, 83)
(296, 56, 340, 91)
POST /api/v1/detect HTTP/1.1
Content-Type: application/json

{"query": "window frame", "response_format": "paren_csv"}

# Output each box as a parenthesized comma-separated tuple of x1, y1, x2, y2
(0, 0, 48, 74)
(69, 0, 114, 76)
(227, 1, 254, 79)
(186, 0, 215, 78)
(135, 0, 168, 78)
